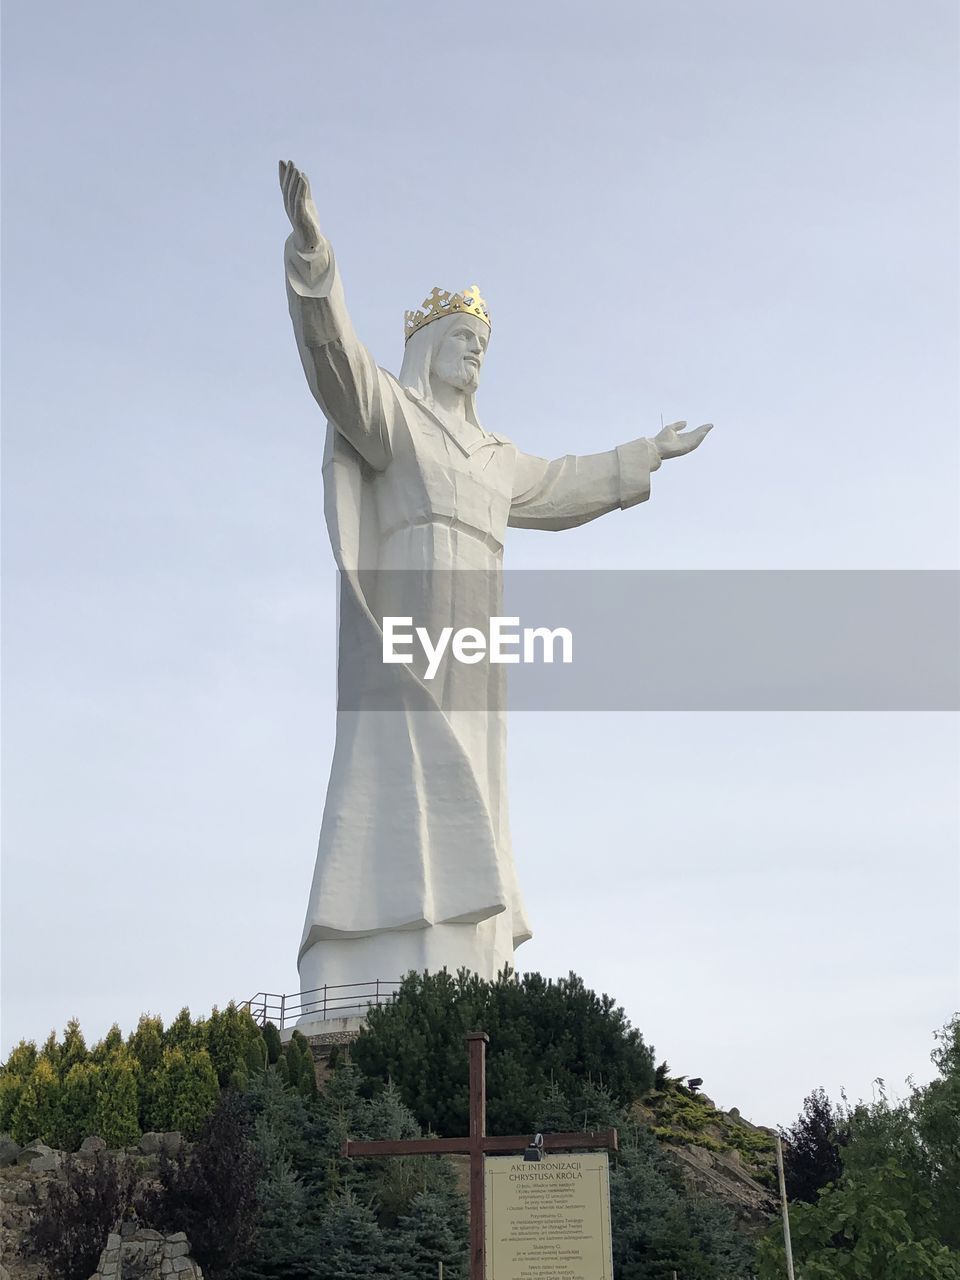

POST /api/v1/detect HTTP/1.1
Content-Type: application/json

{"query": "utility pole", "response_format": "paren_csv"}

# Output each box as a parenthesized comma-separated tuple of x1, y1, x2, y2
(775, 1134, 797, 1280)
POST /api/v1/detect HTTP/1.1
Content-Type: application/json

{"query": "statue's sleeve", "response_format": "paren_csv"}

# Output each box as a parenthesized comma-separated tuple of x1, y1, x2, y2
(284, 235, 392, 471)
(508, 438, 661, 530)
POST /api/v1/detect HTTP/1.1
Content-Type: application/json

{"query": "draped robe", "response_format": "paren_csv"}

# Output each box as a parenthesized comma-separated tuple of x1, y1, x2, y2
(285, 236, 662, 993)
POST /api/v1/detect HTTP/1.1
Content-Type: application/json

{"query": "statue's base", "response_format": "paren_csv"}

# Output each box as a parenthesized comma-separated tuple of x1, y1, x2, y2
(281, 1012, 367, 1046)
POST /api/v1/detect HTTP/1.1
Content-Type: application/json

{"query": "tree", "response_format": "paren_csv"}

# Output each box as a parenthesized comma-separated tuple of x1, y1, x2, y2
(128, 1014, 165, 1074)
(391, 1190, 469, 1280)
(11, 1058, 62, 1145)
(207, 1003, 265, 1089)
(57, 1061, 102, 1151)
(352, 969, 655, 1136)
(313, 1194, 394, 1280)
(759, 1017, 960, 1279)
(165, 1006, 208, 1053)
(21, 1150, 137, 1280)
(90, 1024, 124, 1064)
(758, 1160, 960, 1280)
(145, 1089, 262, 1279)
(148, 1046, 220, 1136)
(262, 1021, 283, 1065)
(0, 1040, 38, 1133)
(913, 1015, 960, 1248)
(93, 1048, 141, 1148)
(59, 1018, 89, 1077)
(780, 1086, 849, 1203)
(610, 1120, 755, 1280)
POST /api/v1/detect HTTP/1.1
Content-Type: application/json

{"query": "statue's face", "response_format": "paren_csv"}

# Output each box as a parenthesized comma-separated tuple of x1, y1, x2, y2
(431, 315, 489, 394)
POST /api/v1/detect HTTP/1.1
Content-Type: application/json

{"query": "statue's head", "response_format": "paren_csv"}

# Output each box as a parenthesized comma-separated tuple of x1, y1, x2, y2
(399, 286, 491, 414)
(430, 313, 488, 394)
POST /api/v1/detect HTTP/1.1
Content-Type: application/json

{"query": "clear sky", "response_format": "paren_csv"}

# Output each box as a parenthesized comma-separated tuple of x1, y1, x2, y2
(2, 0, 958, 1127)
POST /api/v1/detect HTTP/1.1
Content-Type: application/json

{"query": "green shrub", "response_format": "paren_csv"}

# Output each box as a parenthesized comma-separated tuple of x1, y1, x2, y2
(90, 1025, 124, 1065)
(0, 1072, 26, 1133)
(128, 1014, 165, 1075)
(165, 1007, 208, 1053)
(151, 1047, 220, 1138)
(94, 1050, 140, 1148)
(262, 1022, 282, 1065)
(59, 1019, 88, 1078)
(352, 969, 655, 1137)
(207, 1003, 265, 1089)
(11, 1058, 62, 1145)
(57, 1061, 102, 1151)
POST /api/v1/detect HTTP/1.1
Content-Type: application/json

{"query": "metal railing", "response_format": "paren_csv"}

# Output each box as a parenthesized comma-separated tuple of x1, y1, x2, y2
(241, 979, 401, 1030)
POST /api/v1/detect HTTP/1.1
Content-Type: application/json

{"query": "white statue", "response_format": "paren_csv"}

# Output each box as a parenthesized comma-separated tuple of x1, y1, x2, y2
(279, 160, 712, 1002)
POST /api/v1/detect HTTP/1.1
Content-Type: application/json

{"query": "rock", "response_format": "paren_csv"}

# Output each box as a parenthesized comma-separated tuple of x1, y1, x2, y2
(16, 1140, 52, 1164)
(138, 1131, 163, 1155)
(166, 1232, 188, 1244)
(79, 1134, 107, 1156)
(0, 1136, 20, 1167)
(139, 1129, 183, 1157)
(29, 1151, 63, 1172)
(159, 1131, 184, 1156)
(166, 1241, 190, 1258)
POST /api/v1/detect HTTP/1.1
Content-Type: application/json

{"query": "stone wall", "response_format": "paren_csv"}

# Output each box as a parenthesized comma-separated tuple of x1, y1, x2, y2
(89, 1218, 203, 1279)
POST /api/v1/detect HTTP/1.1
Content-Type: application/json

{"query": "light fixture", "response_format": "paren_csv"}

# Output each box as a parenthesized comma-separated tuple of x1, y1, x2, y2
(523, 1132, 544, 1163)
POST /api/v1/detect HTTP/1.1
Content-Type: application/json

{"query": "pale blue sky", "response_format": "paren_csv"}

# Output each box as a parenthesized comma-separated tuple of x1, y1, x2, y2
(2, 0, 957, 1125)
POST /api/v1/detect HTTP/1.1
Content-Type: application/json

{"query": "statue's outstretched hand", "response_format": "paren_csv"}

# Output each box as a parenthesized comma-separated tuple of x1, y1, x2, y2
(652, 420, 713, 461)
(279, 159, 328, 265)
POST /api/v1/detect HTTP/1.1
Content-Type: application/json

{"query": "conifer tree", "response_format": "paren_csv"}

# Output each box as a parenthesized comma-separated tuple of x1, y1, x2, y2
(59, 1018, 88, 1077)
(353, 969, 655, 1137)
(128, 1014, 165, 1074)
(262, 1021, 283, 1065)
(145, 1089, 262, 1276)
(94, 1048, 140, 1148)
(391, 1190, 469, 1280)
(165, 1007, 207, 1052)
(58, 1061, 102, 1150)
(90, 1024, 124, 1064)
(11, 1057, 62, 1144)
(150, 1046, 220, 1137)
(313, 1194, 393, 1280)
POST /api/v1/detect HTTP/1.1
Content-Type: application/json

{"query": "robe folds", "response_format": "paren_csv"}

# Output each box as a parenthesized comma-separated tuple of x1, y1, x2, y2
(285, 236, 661, 983)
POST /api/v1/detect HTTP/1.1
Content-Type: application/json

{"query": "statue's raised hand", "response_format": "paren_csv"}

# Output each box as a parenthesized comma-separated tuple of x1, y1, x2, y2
(652, 420, 713, 461)
(279, 159, 328, 264)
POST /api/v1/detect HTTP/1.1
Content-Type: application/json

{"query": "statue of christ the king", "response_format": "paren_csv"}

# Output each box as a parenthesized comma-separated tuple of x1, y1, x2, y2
(279, 160, 712, 1004)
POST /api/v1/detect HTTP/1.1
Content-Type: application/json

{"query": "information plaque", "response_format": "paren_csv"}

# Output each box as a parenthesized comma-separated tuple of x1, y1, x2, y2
(484, 1151, 614, 1280)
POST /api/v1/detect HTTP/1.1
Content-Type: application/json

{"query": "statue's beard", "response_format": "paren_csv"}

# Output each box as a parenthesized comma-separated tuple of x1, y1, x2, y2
(432, 356, 481, 395)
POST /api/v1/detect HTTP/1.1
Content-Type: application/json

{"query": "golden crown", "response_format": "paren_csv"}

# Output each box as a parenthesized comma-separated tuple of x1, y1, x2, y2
(404, 285, 491, 343)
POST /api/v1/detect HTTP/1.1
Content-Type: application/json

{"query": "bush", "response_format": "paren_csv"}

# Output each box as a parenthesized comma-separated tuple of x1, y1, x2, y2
(11, 1058, 62, 1145)
(391, 1190, 468, 1279)
(352, 969, 656, 1137)
(58, 1061, 102, 1151)
(94, 1049, 141, 1148)
(207, 1003, 264, 1089)
(150, 1046, 220, 1137)
(262, 1021, 282, 1065)
(780, 1085, 849, 1203)
(21, 1150, 137, 1280)
(314, 1194, 394, 1279)
(144, 1089, 262, 1278)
